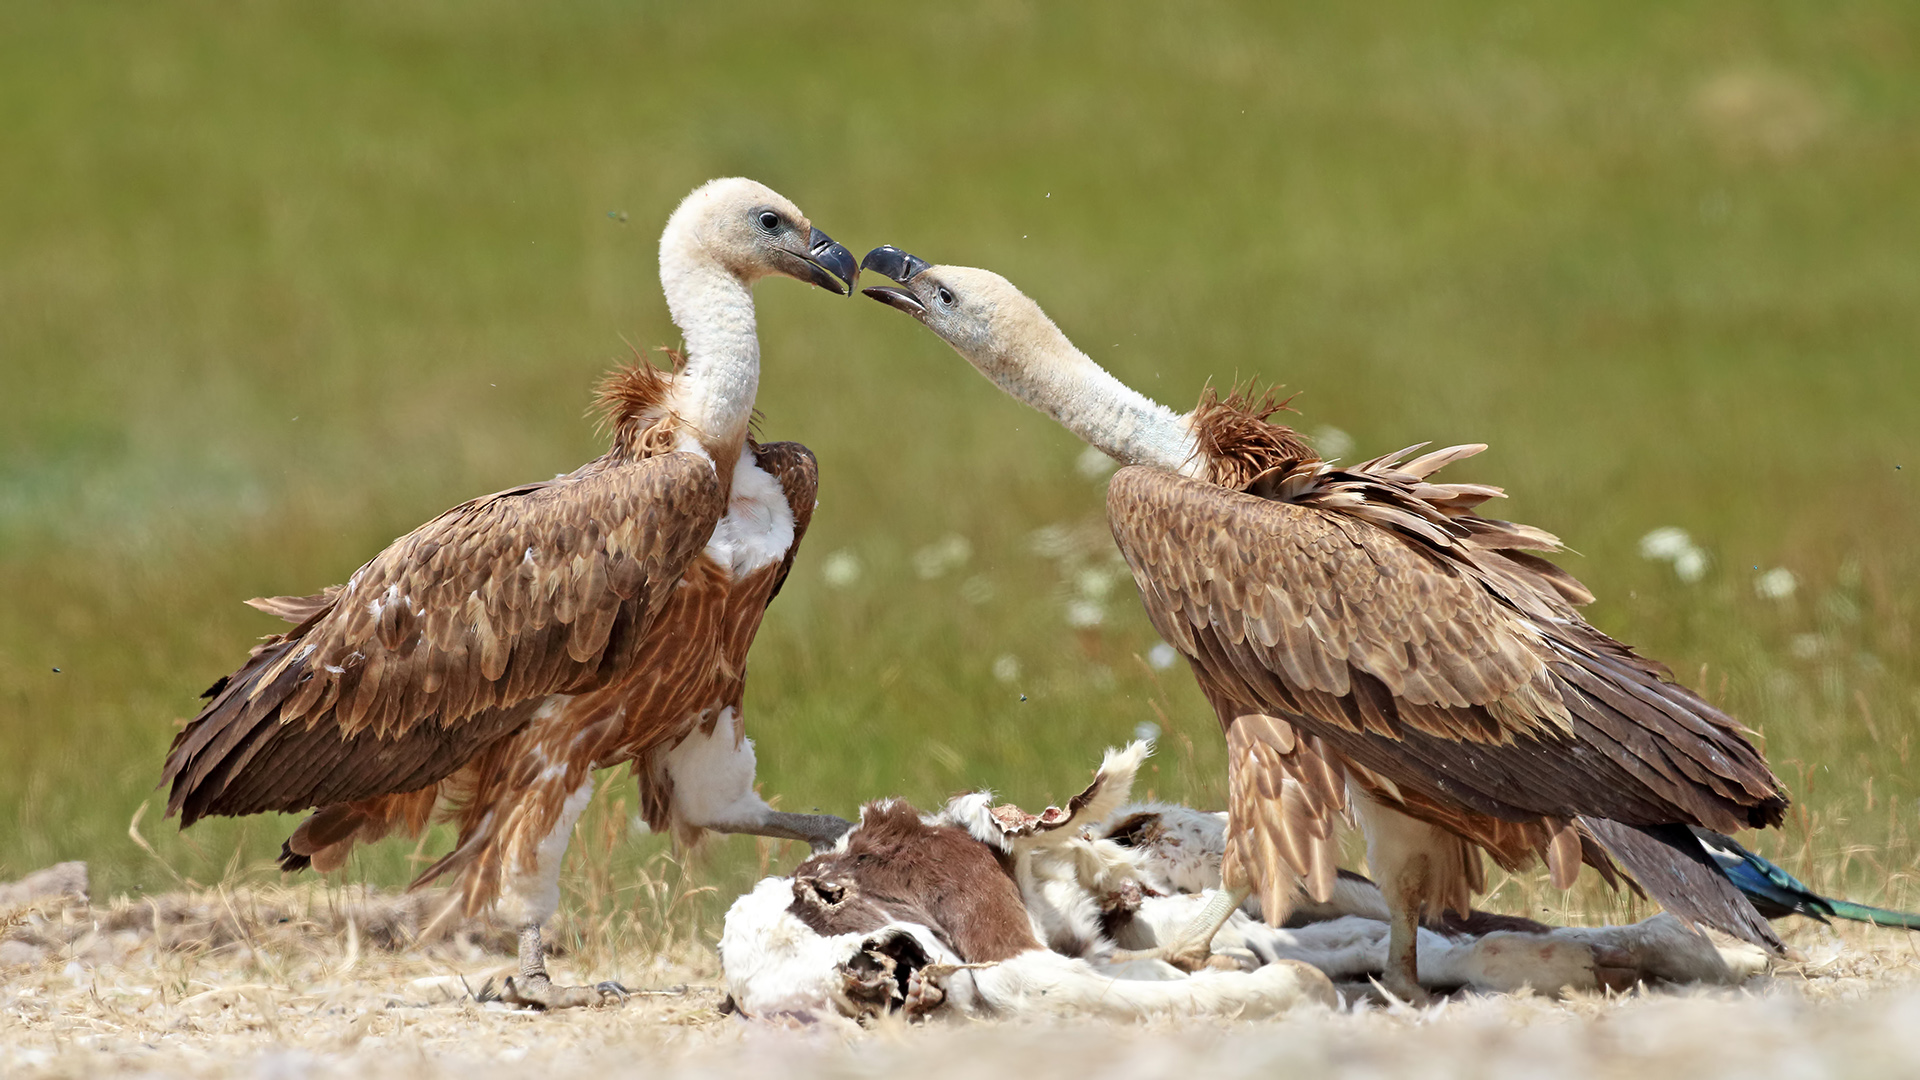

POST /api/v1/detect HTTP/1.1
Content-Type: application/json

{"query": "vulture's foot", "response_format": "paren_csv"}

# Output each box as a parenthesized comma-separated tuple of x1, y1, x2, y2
(1129, 884, 1252, 973)
(1163, 938, 1237, 974)
(1375, 970, 1433, 1007)
(1106, 941, 1242, 974)
(481, 974, 631, 1011)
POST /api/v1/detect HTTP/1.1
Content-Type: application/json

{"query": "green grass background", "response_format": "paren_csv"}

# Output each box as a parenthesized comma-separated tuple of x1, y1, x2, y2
(3, 1, 1916, 930)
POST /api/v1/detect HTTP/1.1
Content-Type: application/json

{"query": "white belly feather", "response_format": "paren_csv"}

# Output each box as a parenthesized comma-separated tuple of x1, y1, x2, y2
(702, 449, 796, 578)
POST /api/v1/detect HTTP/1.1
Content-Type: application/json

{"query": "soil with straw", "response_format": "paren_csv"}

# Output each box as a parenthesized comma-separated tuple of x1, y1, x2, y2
(6, 876, 1920, 1080)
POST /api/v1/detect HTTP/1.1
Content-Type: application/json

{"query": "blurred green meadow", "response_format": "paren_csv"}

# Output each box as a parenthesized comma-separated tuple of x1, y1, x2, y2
(3, 1, 1917, 935)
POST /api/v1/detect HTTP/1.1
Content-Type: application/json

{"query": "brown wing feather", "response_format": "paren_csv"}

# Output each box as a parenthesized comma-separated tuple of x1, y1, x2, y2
(163, 451, 726, 825)
(1220, 711, 1344, 921)
(1107, 465, 1787, 837)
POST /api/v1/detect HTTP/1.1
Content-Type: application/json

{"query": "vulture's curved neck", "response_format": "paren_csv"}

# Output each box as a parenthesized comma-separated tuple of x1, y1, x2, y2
(660, 252, 760, 463)
(979, 331, 1201, 476)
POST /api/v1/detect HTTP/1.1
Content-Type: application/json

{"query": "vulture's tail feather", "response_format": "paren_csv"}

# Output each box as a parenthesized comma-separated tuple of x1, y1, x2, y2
(1581, 817, 1782, 951)
(1821, 899, 1920, 931)
(1691, 827, 1920, 931)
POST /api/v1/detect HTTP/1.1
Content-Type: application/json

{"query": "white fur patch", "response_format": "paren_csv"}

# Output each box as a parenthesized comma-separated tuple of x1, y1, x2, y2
(1104, 802, 1230, 895)
(963, 948, 1330, 1020)
(719, 877, 959, 1023)
(941, 741, 1152, 852)
(717, 877, 862, 1022)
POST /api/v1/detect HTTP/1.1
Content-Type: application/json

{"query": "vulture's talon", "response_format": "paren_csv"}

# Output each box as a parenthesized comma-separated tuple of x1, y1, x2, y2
(493, 974, 630, 1011)
(1162, 942, 1216, 974)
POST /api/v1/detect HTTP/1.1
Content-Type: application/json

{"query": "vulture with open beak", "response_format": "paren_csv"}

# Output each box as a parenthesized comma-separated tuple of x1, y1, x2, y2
(160, 179, 859, 1009)
(860, 246, 1788, 1001)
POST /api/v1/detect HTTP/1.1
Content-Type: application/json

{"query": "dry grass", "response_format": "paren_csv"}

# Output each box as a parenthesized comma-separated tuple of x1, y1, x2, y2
(7, 875, 1920, 1079)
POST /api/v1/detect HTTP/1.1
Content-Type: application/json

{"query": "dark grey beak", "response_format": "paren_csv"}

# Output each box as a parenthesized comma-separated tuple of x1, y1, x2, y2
(793, 227, 858, 296)
(860, 245, 931, 284)
(859, 246, 932, 317)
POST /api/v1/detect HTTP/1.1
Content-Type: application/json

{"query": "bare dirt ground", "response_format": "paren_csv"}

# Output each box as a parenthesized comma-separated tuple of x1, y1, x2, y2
(7, 869, 1920, 1080)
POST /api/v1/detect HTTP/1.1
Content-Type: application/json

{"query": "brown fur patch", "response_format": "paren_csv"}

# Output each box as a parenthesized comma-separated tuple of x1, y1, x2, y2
(1189, 383, 1318, 491)
(788, 801, 1042, 963)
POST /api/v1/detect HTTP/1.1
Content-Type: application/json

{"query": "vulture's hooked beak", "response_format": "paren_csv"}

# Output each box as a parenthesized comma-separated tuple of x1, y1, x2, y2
(859, 245, 931, 317)
(792, 227, 859, 296)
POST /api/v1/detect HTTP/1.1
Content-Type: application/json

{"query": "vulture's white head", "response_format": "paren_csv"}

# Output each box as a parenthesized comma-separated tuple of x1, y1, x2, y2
(858, 247, 1073, 388)
(660, 177, 858, 297)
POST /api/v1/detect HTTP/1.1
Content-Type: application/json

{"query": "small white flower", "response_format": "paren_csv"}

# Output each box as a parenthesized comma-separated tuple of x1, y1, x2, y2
(1147, 642, 1179, 670)
(1639, 527, 1695, 562)
(1029, 524, 1075, 558)
(821, 549, 863, 588)
(1311, 426, 1355, 460)
(1076, 445, 1118, 479)
(1640, 526, 1710, 582)
(913, 534, 973, 579)
(1065, 599, 1106, 628)
(992, 654, 1021, 683)
(1755, 567, 1797, 600)
(1075, 567, 1116, 600)
(1673, 548, 1710, 583)
(1133, 720, 1161, 743)
(1029, 522, 1104, 560)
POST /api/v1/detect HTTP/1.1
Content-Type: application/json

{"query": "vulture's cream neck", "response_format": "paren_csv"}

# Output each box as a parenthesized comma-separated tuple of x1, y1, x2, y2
(659, 253, 760, 451)
(979, 329, 1200, 476)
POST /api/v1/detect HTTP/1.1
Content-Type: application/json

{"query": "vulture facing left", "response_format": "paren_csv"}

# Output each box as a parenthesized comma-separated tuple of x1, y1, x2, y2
(859, 246, 1791, 1001)
(162, 178, 859, 1009)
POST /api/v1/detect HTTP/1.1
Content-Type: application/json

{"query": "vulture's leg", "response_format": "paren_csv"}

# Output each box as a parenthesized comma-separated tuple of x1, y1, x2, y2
(1163, 884, 1254, 970)
(485, 775, 630, 1010)
(1353, 790, 1452, 1004)
(491, 923, 631, 1010)
(704, 809, 854, 852)
(1380, 891, 1428, 1004)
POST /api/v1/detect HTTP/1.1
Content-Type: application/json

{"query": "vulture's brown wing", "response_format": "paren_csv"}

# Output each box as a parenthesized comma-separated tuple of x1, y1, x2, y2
(1106, 466, 1787, 835)
(163, 451, 726, 825)
(749, 440, 819, 604)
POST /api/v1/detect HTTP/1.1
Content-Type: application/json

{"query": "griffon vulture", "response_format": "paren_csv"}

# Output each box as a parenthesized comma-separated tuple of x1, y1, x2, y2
(859, 246, 1788, 1000)
(160, 179, 859, 1009)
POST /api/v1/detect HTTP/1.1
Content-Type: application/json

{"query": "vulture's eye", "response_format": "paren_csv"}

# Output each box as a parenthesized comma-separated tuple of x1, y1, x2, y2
(758, 211, 781, 231)
(937, 287, 956, 306)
